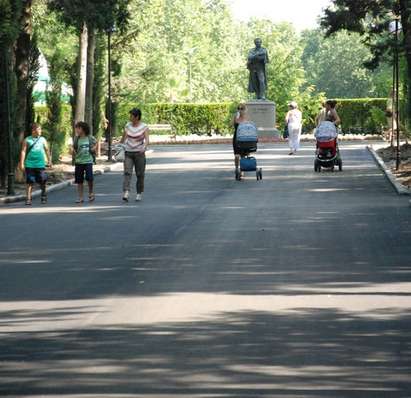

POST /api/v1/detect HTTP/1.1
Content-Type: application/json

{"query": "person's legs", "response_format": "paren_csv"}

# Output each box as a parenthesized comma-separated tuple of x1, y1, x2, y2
(26, 183, 33, 205)
(294, 128, 301, 152)
(288, 128, 296, 153)
(84, 163, 94, 201)
(123, 153, 134, 200)
(77, 183, 84, 203)
(234, 154, 240, 168)
(75, 164, 85, 202)
(38, 169, 48, 203)
(135, 153, 146, 198)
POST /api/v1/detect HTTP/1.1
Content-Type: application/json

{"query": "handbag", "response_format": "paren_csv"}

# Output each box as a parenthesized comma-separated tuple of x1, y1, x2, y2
(283, 124, 289, 139)
(113, 144, 125, 162)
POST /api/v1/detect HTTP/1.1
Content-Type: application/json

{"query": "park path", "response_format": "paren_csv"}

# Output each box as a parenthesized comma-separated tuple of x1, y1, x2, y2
(0, 141, 410, 397)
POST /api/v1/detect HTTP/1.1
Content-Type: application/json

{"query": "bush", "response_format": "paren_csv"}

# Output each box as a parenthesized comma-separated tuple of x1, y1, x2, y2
(116, 102, 234, 136)
(335, 98, 388, 134)
(36, 99, 390, 144)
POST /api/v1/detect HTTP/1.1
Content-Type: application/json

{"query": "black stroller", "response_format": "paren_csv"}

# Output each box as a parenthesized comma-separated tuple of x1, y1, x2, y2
(235, 122, 262, 181)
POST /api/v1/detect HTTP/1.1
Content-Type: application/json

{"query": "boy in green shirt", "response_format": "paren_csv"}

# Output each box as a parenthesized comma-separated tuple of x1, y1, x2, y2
(73, 121, 97, 203)
(19, 124, 51, 205)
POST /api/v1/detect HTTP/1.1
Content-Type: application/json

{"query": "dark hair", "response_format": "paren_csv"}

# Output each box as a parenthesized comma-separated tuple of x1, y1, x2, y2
(326, 99, 337, 109)
(75, 121, 90, 136)
(129, 108, 142, 120)
(31, 123, 41, 131)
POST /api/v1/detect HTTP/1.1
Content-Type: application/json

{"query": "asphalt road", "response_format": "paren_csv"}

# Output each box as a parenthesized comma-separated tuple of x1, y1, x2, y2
(0, 141, 410, 398)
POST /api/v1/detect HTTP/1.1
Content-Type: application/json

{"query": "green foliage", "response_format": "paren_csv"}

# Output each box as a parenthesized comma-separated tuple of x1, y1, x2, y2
(116, 103, 234, 135)
(336, 98, 388, 134)
(300, 29, 392, 98)
(321, 0, 411, 131)
(48, 0, 130, 32)
(0, 0, 22, 46)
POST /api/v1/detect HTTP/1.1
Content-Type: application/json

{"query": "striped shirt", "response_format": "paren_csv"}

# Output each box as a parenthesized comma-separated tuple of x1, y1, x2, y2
(124, 122, 148, 153)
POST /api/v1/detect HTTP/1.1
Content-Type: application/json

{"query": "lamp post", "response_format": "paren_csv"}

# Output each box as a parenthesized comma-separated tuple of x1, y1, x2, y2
(106, 25, 115, 162)
(3, 48, 15, 196)
(390, 14, 402, 170)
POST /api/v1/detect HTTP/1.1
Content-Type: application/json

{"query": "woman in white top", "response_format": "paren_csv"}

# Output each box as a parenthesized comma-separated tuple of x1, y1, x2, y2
(285, 101, 302, 155)
(120, 108, 150, 202)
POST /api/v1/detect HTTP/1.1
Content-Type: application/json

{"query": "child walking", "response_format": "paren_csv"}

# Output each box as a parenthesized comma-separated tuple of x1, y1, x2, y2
(19, 123, 52, 205)
(73, 121, 97, 203)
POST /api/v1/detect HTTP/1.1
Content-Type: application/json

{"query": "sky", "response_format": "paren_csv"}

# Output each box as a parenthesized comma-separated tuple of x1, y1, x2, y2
(228, 0, 332, 31)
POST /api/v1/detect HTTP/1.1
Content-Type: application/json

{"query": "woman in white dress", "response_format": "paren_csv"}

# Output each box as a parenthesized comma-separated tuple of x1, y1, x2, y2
(285, 101, 302, 155)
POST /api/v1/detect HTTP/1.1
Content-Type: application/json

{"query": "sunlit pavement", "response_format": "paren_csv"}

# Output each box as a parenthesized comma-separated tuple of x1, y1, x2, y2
(0, 141, 410, 397)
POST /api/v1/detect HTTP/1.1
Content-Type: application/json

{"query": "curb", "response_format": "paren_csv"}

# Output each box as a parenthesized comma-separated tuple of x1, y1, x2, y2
(367, 145, 410, 196)
(0, 163, 121, 205)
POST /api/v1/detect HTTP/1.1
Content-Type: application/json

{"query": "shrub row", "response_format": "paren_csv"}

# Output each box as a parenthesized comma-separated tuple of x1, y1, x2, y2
(118, 99, 389, 136)
(335, 98, 388, 134)
(35, 99, 389, 151)
(117, 102, 235, 136)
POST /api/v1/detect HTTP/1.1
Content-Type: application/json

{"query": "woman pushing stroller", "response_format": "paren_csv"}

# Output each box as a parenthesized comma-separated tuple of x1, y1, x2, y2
(314, 100, 343, 172)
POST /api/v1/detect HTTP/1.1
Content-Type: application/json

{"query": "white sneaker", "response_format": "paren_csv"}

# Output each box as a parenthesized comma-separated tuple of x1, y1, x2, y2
(122, 190, 129, 202)
(136, 193, 142, 202)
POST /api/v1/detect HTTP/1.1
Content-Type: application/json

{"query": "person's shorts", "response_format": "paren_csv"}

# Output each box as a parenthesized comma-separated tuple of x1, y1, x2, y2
(25, 168, 47, 184)
(75, 163, 93, 184)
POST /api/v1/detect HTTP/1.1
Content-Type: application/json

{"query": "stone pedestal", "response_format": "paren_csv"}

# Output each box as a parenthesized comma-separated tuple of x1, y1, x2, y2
(246, 101, 278, 139)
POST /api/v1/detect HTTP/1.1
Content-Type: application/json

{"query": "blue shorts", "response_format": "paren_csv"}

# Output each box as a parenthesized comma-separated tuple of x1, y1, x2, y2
(75, 163, 93, 184)
(25, 168, 47, 184)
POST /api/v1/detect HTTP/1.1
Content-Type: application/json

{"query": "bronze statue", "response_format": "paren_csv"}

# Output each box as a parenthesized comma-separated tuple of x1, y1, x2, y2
(247, 38, 269, 100)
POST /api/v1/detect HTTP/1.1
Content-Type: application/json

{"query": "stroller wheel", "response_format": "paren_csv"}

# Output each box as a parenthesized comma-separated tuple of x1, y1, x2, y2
(256, 168, 262, 180)
(314, 160, 320, 172)
(338, 159, 343, 171)
(235, 169, 241, 180)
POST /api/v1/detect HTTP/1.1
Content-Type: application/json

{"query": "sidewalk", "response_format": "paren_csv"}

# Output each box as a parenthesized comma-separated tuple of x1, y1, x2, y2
(368, 141, 411, 195)
(0, 157, 123, 205)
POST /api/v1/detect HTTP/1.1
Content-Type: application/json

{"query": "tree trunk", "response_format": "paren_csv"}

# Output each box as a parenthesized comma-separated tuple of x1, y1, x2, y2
(74, 22, 88, 123)
(400, 0, 411, 131)
(85, 25, 96, 133)
(14, 0, 33, 144)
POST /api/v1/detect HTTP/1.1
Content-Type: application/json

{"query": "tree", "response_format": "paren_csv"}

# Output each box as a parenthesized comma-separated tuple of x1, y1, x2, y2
(48, 0, 130, 129)
(321, 0, 411, 127)
(0, 0, 38, 191)
(301, 29, 391, 98)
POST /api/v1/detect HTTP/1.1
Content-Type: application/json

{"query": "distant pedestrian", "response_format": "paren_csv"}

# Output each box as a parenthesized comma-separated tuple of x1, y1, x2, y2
(285, 101, 302, 155)
(232, 103, 249, 171)
(120, 108, 150, 202)
(73, 121, 97, 204)
(19, 123, 52, 205)
(324, 99, 341, 125)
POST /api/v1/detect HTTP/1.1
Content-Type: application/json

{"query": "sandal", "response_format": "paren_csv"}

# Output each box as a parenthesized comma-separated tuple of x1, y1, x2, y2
(41, 196, 47, 204)
(75, 198, 84, 204)
(25, 199, 32, 206)
(88, 193, 95, 202)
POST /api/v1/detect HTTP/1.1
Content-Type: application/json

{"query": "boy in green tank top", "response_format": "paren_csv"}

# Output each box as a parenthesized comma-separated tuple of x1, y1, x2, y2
(73, 121, 97, 203)
(19, 124, 51, 205)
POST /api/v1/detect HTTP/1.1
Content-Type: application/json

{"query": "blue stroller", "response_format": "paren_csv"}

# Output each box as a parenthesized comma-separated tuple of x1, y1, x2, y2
(235, 122, 262, 181)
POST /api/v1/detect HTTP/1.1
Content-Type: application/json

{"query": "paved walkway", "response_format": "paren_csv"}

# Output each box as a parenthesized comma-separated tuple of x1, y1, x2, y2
(0, 142, 410, 397)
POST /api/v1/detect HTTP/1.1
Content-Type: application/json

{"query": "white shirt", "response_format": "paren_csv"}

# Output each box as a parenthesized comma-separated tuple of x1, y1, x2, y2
(124, 122, 148, 153)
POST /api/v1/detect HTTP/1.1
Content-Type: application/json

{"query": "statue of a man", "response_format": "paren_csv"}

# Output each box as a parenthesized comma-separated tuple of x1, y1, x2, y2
(247, 38, 269, 100)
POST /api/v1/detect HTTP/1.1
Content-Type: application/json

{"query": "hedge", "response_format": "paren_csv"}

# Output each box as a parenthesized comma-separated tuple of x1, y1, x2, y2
(117, 102, 235, 136)
(118, 99, 389, 136)
(334, 98, 388, 134)
(35, 99, 390, 153)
